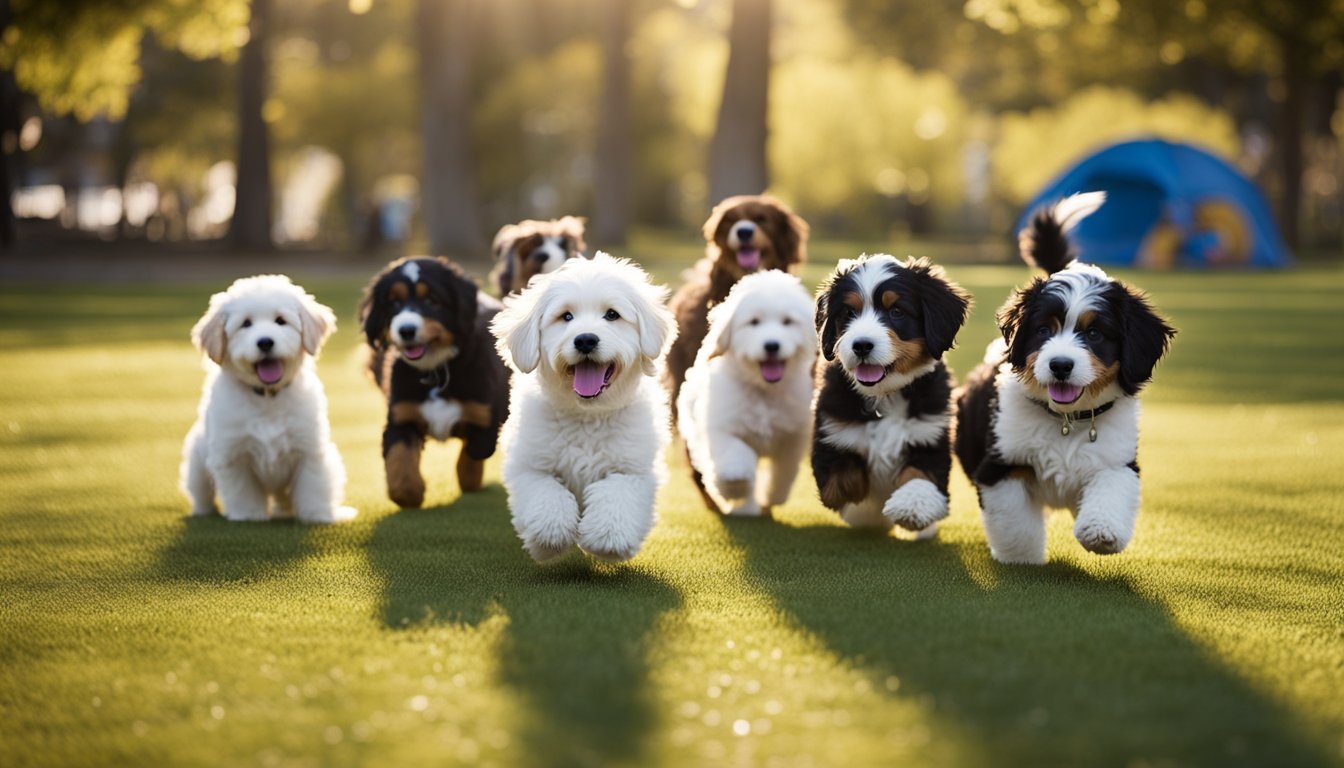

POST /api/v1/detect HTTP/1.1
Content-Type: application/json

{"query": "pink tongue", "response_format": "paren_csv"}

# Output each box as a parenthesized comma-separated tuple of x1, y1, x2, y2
(737, 248, 761, 270)
(1049, 383, 1082, 403)
(403, 344, 426, 360)
(573, 361, 610, 398)
(255, 359, 284, 385)
(760, 358, 785, 383)
(855, 363, 885, 384)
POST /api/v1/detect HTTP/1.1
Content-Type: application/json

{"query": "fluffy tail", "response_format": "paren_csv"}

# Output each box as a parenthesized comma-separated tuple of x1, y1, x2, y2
(1018, 191, 1106, 274)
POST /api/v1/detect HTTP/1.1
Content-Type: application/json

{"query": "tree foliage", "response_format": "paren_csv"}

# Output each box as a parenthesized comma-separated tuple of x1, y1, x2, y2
(1, 0, 248, 121)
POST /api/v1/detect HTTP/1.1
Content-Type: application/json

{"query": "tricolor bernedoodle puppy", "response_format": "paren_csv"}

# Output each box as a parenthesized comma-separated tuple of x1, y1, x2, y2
(359, 257, 510, 508)
(955, 192, 1176, 564)
(181, 275, 356, 523)
(677, 271, 817, 517)
(492, 252, 677, 563)
(489, 216, 587, 296)
(665, 194, 808, 421)
(811, 255, 971, 536)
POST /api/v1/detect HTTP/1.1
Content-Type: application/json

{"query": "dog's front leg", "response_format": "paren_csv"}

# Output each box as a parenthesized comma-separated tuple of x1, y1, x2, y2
(881, 439, 951, 536)
(508, 471, 581, 563)
(758, 431, 808, 513)
(708, 432, 760, 515)
(578, 473, 657, 561)
(383, 423, 426, 508)
(978, 466, 1047, 564)
(292, 447, 356, 524)
(1073, 465, 1140, 555)
(212, 460, 270, 522)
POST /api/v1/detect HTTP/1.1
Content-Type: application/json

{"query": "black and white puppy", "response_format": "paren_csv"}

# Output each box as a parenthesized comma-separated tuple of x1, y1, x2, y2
(359, 257, 510, 508)
(812, 255, 971, 536)
(955, 192, 1176, 564)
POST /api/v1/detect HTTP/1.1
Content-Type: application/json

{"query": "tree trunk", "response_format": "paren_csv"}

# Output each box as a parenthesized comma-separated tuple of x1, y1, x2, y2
(1275, 39, 1306, 251)
(708, 0, 771, 205)
(0, 0, 18, 250)
(229, 0, 274, 251)
(417, 0, 483, 257)
(592, 0, 631, 248)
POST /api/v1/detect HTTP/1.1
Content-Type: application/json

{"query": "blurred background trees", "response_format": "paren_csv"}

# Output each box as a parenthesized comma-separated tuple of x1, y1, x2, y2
(1, 0, 1340, 258)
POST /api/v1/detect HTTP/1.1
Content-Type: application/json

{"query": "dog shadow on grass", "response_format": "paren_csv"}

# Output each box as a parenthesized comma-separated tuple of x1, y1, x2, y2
(721, 517, 1331, 767)
(153, 514, 315, 584)
(367, 485, 681, 768)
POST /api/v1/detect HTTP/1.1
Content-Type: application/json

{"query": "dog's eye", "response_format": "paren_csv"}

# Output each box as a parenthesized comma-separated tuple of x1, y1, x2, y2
(782, 317, 792, 326)
(888, 306, 904, 318)
(241, 319, 252, 329)
(561, 311, 574, 322)
(1036, 325, 1051, 337)
(753, 214, 767, 224)
(749, 318, 760, 326)
(1084, 327, 1103, 342)
(604, 309, 620, 321)
(275, 316, 286, 326)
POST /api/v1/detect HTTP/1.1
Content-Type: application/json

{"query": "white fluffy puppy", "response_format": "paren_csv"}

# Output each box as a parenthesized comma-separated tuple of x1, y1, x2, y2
(677, 271, 816, 517)
(180, 275, 356, 523)
(492, 253, 676, 563)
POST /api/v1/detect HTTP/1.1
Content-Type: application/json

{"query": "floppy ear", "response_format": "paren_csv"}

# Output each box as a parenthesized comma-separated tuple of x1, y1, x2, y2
(907, 260, 970, 360)
(492, 224, 520, 296)
(297, 291, 337, 356)
(1114, 283, 1176, 394)
(770, 198, 809, 268)
(358, 274, 388, 348)
(557, 216, 587, 255)
(704, 298, 736, 359)
(491, 289, 545, 374)
(633, 283, 676, 376)
(996, 280, 1043, 371)
(191, 295, 228, 364)
(702, 198, 734, 243)
(815, 288, 841, 362)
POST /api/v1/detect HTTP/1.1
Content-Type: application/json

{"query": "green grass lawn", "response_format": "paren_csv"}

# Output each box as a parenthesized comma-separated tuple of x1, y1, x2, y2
(2, 249, 1342, 767)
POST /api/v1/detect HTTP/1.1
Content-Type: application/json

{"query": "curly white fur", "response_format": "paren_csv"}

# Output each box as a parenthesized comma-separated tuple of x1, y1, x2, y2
(677, 271, 816, 516)
(491, 253, 676, 562)
(179, 275, 355, 524)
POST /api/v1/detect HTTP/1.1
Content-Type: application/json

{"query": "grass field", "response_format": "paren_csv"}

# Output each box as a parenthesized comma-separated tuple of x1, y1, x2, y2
(2, 247, 1342, 767)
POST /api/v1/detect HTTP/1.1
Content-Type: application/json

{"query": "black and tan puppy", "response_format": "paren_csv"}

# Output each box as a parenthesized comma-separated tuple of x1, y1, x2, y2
(489, 216, 587, 296)
(359, 257, 510, 508)
(665, 194, 808, 422)
(811, 255, 970, 536)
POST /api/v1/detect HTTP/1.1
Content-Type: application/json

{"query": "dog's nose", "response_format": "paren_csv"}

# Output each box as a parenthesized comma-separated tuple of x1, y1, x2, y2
(532, 250, 549, 263)
(574, 333, 599, 354)
(1049, 357, 1074, 379)
(734, 225, 754, 242)
(256, 337, 274, 352)
(764, 341, 780, 355)
(852, 339, 874, 358)
(398, 325, 417, 341)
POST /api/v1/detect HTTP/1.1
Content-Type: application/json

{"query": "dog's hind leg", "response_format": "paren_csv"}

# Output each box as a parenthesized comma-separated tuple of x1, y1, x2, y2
(456, 449, 485, 493)
(758, 432, 807, 514)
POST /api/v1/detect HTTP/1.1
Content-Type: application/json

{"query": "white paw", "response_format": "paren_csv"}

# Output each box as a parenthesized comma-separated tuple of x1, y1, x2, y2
(577, 503, 649, 563)
(989, 546, 1048, 565)
(725, 500, 763, 517)
(421, 398, 463, 440)
(299, 505, 358, 524)
(515, 491, 580, 563)
(224, 508, 269, 522)
(882, 479, 948, 532)
(1074, 519, 1130, 555)
(190, 505, 218, 518)
(840, 502, 890, 529)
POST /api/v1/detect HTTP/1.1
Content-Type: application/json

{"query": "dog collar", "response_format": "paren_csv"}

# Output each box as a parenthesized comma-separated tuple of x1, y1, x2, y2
(251, 383, 289, 398)
(1035, 398, 1116, 442)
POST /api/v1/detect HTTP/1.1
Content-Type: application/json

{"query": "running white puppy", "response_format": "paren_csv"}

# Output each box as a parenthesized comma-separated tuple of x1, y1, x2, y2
(180, 275, 356, 523)
(492, 253, 677, 562)
(677, 271, 816, 517)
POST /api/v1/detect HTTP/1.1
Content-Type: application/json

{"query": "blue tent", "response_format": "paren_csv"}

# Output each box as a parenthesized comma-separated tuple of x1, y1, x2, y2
(1017, 138, 1291, 268)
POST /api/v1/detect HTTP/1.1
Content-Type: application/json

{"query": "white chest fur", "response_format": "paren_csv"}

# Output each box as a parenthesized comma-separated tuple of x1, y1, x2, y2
(819, 390, 948, 499)
(991, 364, 1140, 508)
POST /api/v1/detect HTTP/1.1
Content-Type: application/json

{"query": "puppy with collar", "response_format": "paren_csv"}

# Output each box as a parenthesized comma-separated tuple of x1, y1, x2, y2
(811, 255, 971, 536)
(677, 270, 817, 517)
(181, 275, 356, 523)
(492, 253, 677, 563)
(665, 195, 808, 422)
(359, 257, 510, 508)
(490, 216, 587, 296)
(955, 192, 1175, 564)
